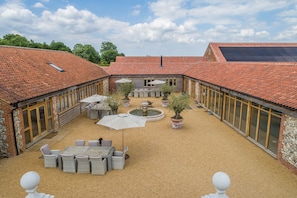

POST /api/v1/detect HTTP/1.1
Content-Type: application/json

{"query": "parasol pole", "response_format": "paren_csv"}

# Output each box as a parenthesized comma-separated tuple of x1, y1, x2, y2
(122, 129, 124, 150)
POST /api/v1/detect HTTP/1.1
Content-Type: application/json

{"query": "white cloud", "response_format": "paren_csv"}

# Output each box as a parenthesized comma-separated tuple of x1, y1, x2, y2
(255, 31, 270, 37)
(33, 2, 45, 9)
(132, 4, 141, 16)
(132, 10, 140, 16)
(239, 29, 255, 37)
(276, 26, 297, 40)
(149, 0, 187, 20)
(0, 0, 35, 31)
(1, 0, 297, 56)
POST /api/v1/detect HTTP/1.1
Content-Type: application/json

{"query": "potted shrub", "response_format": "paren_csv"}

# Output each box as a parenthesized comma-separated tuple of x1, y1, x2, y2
(119, 82, 135, 107)
(159, 83, 175, 107)
(168, 93, 190, 129)
(106, 92, 122, 114)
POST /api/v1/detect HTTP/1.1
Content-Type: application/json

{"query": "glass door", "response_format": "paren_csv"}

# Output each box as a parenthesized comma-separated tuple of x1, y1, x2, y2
(32, 105, 47, 140)
(24, 104, 48, 144)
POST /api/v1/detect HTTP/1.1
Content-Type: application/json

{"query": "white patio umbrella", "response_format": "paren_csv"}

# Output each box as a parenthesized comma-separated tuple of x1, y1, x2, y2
(148, 79, 166, 85)
(96, 114, 146, 150)
(79, 94, 107, 103)
(115, 78, 132, 83)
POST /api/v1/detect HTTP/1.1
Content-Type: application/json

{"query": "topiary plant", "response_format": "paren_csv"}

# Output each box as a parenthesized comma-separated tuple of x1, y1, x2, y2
(106, 91, 122, 114)
(168, 93, 190, 119)
(159, 83, 175, 100)
(119, 82, 135, 100)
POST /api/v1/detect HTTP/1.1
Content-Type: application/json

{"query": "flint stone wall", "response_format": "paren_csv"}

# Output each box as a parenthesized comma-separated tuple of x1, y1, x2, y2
(0, 103, 8, 157)
(281, 115, 297, 168)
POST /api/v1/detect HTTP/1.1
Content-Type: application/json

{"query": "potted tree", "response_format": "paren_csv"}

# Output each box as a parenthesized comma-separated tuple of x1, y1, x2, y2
(159, 83, 175, 107)
(168, 93, 190, 129)
(106, 92, 122, 114)
(119, 82, 135, 107)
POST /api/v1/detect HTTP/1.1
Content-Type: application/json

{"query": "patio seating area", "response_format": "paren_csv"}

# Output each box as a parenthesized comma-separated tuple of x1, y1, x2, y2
(1, 97, 297, 197)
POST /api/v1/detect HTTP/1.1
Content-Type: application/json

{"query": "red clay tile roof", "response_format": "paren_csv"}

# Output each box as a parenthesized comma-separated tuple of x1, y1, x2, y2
(0, 46, 109, 104)
(2, 43, 297, 111)
(104, 56, 205, 75)
(115, 56, 206, 63)
(104, 51, 297, 110)
(184, 62, 297, 110)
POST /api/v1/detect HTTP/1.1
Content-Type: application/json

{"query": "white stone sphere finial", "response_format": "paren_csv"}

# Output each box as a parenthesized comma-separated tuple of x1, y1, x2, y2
(20, 171, 54, 198)
(212, 171, 230, 197)
(20, 171, 40, 192)
(201, 171, 230, 198)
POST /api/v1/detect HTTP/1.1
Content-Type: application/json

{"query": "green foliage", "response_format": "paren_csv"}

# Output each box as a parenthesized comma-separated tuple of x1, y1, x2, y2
(0, 34, 125, 64)
(0, 34, 30, 47)
(106, 92, 122, 113)
(119, 82, 135, 100)
(28, 40, 50, 49)
(160, 83, 175, 100)
(99, 41, 125, 65)
(100, 41, 118, 53)
(0, 34, 70, 52)
(168, 94, 190, 119)
(100, 50, 118, 64)
(49, 40, 72, 52)
(73, 43, 100, 63)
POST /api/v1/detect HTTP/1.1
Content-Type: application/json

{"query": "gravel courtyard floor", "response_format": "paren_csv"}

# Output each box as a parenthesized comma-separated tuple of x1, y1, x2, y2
(1, 97, 297, 198)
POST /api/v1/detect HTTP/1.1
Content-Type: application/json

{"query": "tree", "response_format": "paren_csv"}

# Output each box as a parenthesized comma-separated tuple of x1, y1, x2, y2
(100, 41, 117, 53)
(49, 40, 72, 52)
(72, 43, 100, 63)
(168, 94, 190, 119)
(99, 41, 125, 65)
(119, 82, 135, 100)
(160, 83, 175, 100)
(106, 91, 122, 114)
(28, 40, 50, 49)
(100, 50, 118, 64)
(0, 34, 30, 47)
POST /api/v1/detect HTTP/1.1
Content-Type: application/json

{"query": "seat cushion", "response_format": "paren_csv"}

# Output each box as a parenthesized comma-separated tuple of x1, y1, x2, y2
(41, 144, 51, 155)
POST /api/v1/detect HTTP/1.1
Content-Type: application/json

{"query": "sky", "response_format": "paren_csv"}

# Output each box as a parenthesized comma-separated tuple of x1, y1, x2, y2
(1, 0, 297, 56)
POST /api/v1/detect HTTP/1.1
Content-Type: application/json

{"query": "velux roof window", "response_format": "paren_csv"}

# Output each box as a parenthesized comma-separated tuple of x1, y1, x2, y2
(47, 62, 65, 72)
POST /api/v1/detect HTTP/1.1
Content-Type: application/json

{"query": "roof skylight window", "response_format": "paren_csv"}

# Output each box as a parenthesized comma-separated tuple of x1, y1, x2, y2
(47, 62, 65, 72)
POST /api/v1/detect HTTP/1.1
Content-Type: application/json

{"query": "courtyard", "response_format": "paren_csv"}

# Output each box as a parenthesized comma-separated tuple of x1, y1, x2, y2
(1, 97, 297, 198)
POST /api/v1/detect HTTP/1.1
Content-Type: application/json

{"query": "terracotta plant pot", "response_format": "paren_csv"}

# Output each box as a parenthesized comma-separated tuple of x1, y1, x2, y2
(161, 99, 169, 107)
(122, 99, 130, 107)
(171, 118, 183, 129)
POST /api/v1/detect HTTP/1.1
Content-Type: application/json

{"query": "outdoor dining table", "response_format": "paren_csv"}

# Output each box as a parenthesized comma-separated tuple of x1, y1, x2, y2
(90, 103, 112, 119)
(58, 146, 115, 171)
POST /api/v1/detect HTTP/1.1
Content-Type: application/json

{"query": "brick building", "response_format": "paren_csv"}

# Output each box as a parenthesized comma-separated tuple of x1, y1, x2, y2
(1, 42, 297, 174)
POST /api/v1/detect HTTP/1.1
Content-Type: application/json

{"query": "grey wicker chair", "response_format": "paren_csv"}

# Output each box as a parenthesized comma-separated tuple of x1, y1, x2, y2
(90, 156, 107, 175)
(101, 140, 112, 147)
(40, 144, 60, 168)
(75, 140, 86, 146)
(76, 155, 90, 174)
(111, 146, 128, 170)
(61, 154, 76, 173)
(88, 140, 98, 147)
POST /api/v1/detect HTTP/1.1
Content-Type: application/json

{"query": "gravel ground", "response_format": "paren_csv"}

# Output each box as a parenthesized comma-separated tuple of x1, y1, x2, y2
(1, 97, 297, 198)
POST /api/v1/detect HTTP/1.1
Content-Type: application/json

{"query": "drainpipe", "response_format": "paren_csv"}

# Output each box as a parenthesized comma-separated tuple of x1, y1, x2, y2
(11, 107, 19, 155)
